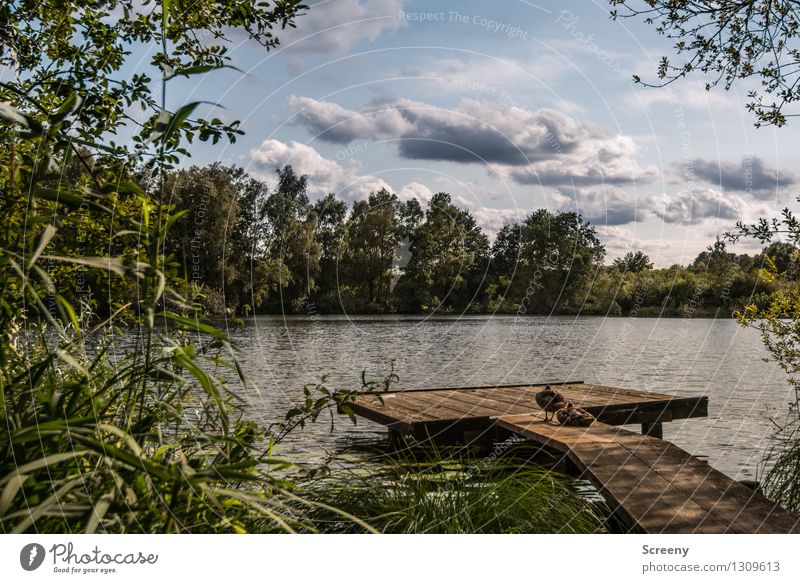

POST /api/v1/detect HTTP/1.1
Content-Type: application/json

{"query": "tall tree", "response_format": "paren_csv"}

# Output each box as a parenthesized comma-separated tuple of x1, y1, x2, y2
(263, 166, 319, 312)
(166, 165, 239, 295)
(613, 251, 653, 273)
(398, 193, 489, 312)
(514, 210, 605, 313)
(345, 189, 404, 306)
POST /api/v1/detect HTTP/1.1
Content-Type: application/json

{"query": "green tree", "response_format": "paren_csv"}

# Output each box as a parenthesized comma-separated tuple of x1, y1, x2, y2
(398, 193, 489, 312)
(263, 166, 320, 312)
(616, 0, 800, 509)
(514, 210, 605, 313)
(613, 250, 653, 273)
(0, 0, 342, 535)
(165, 165, 239, 299)
(312, 193, 349, 308)
(345, 189, 404, 307)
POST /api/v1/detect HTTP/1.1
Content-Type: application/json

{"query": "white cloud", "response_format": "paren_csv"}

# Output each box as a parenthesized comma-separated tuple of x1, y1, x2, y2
(277, 0, 408, 58)
(248, 139, 390, 200)
(651, 186, 774, 225)
(595, 225, 671, 256)
(626, 79, 736, 111)
(551, 185, 650, 225)
(286, 95, 658, 186)
(287, 95, 410, 142)
(397, 181, 433, 203)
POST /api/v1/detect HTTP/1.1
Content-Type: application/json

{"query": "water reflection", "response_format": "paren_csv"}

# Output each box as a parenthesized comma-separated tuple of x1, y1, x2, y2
(228, 315, 792, 479)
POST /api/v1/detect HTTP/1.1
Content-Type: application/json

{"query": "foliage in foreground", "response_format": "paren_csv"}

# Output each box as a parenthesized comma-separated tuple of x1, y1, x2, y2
(0, 0, 353, 533)
(297, 446, 608, 534)
(734, 240, 800, 511)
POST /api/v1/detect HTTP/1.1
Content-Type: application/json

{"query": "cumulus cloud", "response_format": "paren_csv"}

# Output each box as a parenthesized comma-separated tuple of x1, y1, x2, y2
(248, 139, 533, 235)
(451, 195, 528, 237)
(277, 0, 407, 58)
(551, 185, 649, 226)
(651, 187, 773, 225)
(595, 225, 671, 258)
(287, 95, 410, 143)
(286, 95, 657, 186)
(397, 181, 434, 203)
(248, 139, 390, 200)
(675, 156, 797, 200)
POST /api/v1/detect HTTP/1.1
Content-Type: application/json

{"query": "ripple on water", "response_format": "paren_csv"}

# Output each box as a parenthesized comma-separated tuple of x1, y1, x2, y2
(228, 314, 793, 480)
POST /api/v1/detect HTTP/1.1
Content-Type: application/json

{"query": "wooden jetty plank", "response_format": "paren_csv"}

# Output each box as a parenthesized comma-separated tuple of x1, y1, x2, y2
(414, 389, 536, 417)
(497, 414, 730, 532)
(618, 439, 800, 533)
(393, 391, 503, 420)
(482, 384, 704, 415)
(381, 383, 707, 428)
(577, 445, 732, 533)
(346, 394, 440, 432)
(497, 414, 800, 533)
(468, 386, 641, 414)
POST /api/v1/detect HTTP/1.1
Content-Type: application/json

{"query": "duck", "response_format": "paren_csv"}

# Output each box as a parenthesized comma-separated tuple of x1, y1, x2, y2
(555, 402, 596, 427)
(534, 385, 565, 422)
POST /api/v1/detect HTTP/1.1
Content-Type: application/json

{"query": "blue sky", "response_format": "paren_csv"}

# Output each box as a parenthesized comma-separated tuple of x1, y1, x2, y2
(171, 0, 800, 266)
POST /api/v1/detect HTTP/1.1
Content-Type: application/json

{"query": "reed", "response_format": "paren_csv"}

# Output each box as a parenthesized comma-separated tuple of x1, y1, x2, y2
(296, 444, 608, 534)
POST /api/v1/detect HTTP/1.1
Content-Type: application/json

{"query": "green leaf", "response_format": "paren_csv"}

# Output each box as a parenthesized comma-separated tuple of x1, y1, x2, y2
(51, 94, 82, 123)
(0, 102, 29, 126)
(153, 101, 220, 146)
(160, 312, 230, 342)
(85, 493, 113, 534)
(33, 189, 108, 212)
(56, 295, 81, 331)
(28, 224, 57, 269)
(0, 473, 28, 515)
(1, 451, 90, 482)
(166, 64, 244, 80)
(163, 0, 170, 29)
(41, 255, 127, 277)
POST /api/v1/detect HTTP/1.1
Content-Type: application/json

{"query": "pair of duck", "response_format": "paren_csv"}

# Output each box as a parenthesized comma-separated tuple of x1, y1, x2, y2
(534, 385, 595, 427)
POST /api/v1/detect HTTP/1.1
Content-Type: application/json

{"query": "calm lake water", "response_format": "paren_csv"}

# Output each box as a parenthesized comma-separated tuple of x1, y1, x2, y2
(227, 315, 794, 480)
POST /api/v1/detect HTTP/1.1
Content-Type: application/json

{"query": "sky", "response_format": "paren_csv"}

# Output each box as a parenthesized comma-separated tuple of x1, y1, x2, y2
(152, 0, 800, 265)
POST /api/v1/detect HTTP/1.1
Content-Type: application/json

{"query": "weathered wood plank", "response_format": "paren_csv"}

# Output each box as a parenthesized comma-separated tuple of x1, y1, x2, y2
(396, 391, 505, 420)
(496, 414, 800, 533)
(617, 439, 800, 533)
(346, 382, 800, 533)
(416, 389, 535, 416)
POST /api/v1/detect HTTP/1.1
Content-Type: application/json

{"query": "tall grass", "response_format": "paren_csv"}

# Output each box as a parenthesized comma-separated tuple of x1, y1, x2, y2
(759, 426, 800, 512)
(297, 444, 608, 534)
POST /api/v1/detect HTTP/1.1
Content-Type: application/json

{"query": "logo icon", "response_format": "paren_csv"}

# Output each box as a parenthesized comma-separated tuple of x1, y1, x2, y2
(20, 543, 46, 571)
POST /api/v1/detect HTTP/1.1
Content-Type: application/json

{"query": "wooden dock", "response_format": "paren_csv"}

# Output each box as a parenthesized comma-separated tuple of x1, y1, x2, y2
(346, 381, 800, 534)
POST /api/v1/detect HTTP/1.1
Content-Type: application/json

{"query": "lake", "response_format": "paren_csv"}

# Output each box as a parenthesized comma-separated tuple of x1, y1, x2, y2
(228, 314, 793, 480)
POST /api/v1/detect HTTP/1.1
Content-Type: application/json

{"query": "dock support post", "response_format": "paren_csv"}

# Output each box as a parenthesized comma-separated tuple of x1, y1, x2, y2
(641, 422, 663, 439)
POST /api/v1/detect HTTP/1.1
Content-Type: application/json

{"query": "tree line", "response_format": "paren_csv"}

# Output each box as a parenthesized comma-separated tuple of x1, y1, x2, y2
(96, 162, 783, 318)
